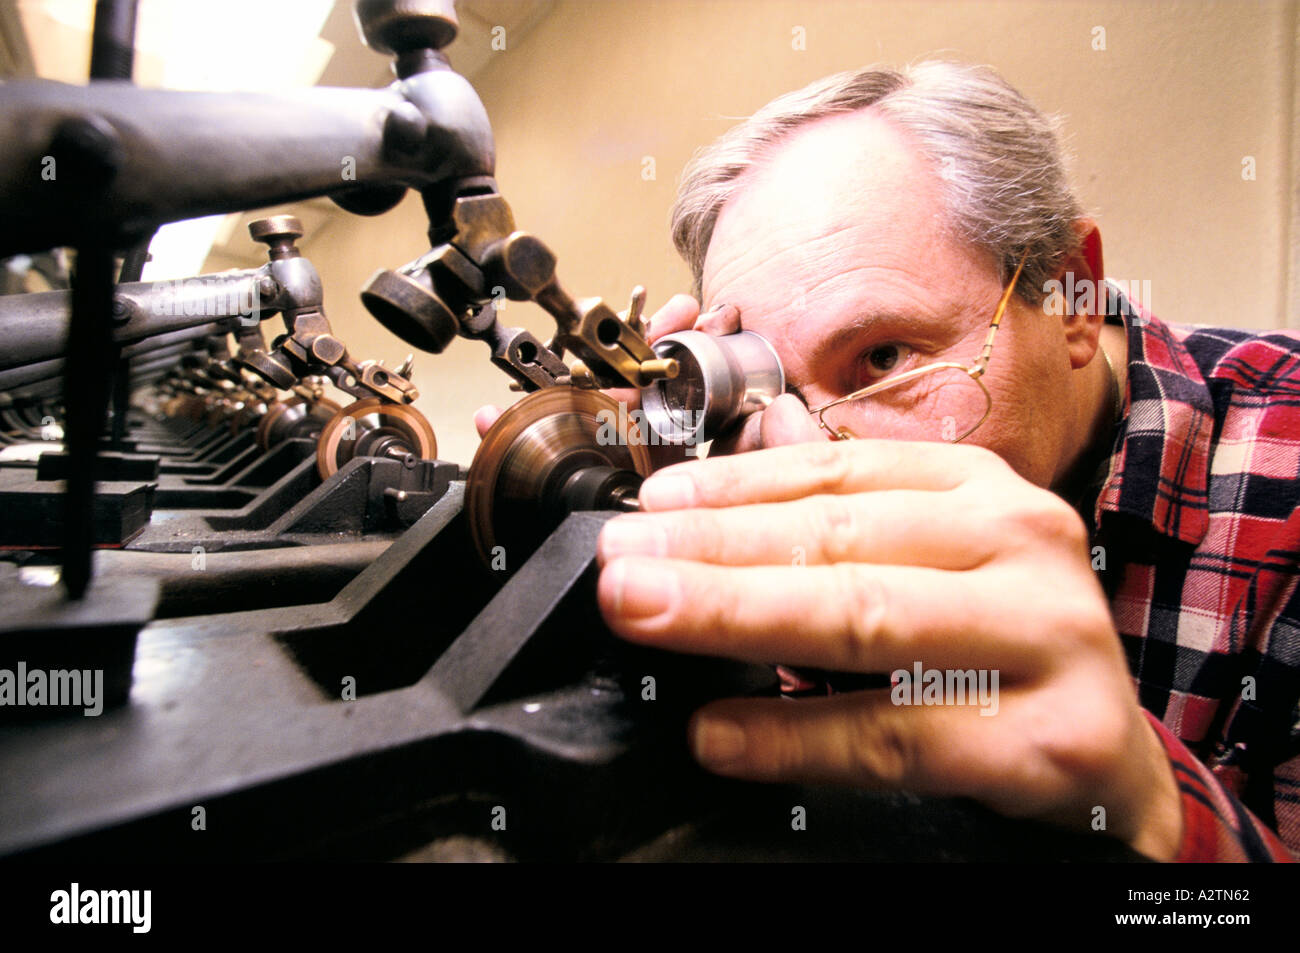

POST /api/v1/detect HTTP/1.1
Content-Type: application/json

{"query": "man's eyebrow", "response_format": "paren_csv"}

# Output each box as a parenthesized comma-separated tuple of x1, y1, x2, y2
(802, 312, 894, 368)
(798, 308, 947, 370)
(781, 310, 948, 400)
(769, 315, 882, 404)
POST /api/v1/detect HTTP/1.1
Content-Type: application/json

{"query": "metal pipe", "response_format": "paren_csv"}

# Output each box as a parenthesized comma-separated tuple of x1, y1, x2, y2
(0, 71, 493, 256)
(0, 328, 221, 391)
(0, 276, 261, 370)
(0, 376, 65, 405)
(119, 322, 232, 358)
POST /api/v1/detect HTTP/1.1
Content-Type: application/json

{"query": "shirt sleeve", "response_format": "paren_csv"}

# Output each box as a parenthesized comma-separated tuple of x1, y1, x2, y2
(1143, 710, 1296, 862)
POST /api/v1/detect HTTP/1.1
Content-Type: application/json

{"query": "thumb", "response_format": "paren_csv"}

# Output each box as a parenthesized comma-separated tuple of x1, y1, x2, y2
(474, 404, 504, 438)
(759, 393, 823, 447)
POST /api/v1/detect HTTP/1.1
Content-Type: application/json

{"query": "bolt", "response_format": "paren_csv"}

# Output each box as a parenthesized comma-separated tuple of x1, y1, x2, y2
(256, 275, 278, 304)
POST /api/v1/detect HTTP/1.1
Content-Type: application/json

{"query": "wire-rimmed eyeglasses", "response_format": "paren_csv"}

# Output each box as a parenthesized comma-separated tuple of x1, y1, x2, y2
(807, 250, 1030, 442)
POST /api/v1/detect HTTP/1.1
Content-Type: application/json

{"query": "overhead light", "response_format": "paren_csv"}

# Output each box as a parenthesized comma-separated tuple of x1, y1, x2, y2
(19, 0, 335, 89)
(132, 0, 335, 92)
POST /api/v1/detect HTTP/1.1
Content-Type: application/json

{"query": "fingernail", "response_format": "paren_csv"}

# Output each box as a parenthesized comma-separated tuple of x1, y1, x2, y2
(699, 303, 740, 328)
(599, 516, 667, 559)
(639, 473, 696, 510)
(692, 718, 746, 767)
(605, 559, 680, 619)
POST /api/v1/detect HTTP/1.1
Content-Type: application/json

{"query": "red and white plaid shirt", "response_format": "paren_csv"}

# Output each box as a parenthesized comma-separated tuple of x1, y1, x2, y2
(1093, 284, 1299, 861)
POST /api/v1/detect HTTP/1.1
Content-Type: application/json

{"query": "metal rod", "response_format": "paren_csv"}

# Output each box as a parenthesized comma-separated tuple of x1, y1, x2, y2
(0, 325, 223, 391)
(89, 0, 138, 82)
(91, 0, 143, 452)
(118, 239, 151, 283)
(61, 246, 116, 599)
(58, 0, 142, 582)
(109, 356, 130, 447)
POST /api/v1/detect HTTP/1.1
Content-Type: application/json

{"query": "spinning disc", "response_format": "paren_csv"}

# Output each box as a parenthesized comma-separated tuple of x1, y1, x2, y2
(229, 398, 267, 437)
(315, 398, 437, 479)
(204, 397, 231, 428)
(466, 388, 651, 568)
(256, 398, 299, 450)
(256, 397, 342, 451)
(165, 394, 207, 421)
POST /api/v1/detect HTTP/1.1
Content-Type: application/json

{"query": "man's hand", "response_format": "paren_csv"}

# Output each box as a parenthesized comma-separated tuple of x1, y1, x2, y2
(594, 438, 1185, 860)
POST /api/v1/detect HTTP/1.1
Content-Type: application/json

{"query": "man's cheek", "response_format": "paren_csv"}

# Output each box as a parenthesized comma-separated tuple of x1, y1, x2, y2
(970, 418, 1052, 488)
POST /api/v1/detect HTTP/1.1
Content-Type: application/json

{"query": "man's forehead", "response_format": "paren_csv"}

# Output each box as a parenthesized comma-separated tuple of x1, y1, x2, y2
(700, 108, 949, 310)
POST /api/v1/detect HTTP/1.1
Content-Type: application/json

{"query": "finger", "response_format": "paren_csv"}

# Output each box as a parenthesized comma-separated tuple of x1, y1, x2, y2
(644, 294, 700, 342)
(598, 490, 993, 570)
(686, 692, 1036, 807)
(474, 404, 504, 437)
(760, 393, 823, 447)
(603, 387, 640, 411)
(693, 302, 742, 335)
(705, 405, 764, 456)
(638, 439, 995, 511)
(690, 692, 915, 787)
(597, 557, 1044, 674)
(707, 394, 821, 457)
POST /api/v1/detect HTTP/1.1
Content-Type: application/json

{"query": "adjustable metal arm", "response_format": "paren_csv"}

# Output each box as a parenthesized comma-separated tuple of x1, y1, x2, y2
(0, 1, 492, 257)
(361, 190, 679, 392)
(230, 216, 419, 405)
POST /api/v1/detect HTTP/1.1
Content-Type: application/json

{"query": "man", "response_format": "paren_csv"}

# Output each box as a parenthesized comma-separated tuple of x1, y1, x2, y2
(478, 62, 1298, 861)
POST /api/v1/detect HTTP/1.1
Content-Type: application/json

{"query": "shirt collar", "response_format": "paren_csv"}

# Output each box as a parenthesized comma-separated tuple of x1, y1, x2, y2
(1092, 281, 1214, 545)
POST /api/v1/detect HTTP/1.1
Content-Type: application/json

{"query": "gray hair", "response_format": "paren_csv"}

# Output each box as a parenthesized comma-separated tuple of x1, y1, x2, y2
(670, 61, 1081, 304)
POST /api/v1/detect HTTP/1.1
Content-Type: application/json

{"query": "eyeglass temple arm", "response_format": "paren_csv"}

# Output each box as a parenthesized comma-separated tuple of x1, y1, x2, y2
(974, 251, 1030, 372)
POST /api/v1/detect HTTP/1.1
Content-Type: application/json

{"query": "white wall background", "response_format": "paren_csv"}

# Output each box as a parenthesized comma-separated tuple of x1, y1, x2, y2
(223, 0, 1300, 466)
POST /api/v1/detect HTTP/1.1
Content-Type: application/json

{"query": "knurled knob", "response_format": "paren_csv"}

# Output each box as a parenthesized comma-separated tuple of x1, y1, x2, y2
(249, 215, 303, 244)
(354, 0, 459, 55)
(249, 216, 304, 261)
(361, 268, 460, 354)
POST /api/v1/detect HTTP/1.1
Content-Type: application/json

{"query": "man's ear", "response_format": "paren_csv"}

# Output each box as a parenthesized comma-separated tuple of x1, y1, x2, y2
(1053, 219, 1105, 369)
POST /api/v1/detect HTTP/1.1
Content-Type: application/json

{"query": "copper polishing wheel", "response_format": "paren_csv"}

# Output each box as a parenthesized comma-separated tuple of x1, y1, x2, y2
(203, 396, 231, 428)
(165, 394, 208, 421)
(315, 398, 437, 479)
(255, 397, 343, 451)
(254, 398, 294, 450)
(466, 388, 652, 568)
(229, 398, 269, 437)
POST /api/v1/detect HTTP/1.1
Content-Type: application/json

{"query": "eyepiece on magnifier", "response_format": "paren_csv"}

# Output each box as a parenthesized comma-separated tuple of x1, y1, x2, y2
(640, 330, 784, 445)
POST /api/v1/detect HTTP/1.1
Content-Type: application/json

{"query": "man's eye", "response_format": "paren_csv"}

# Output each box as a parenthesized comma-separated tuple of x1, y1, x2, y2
(860, 344, 912, 381)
